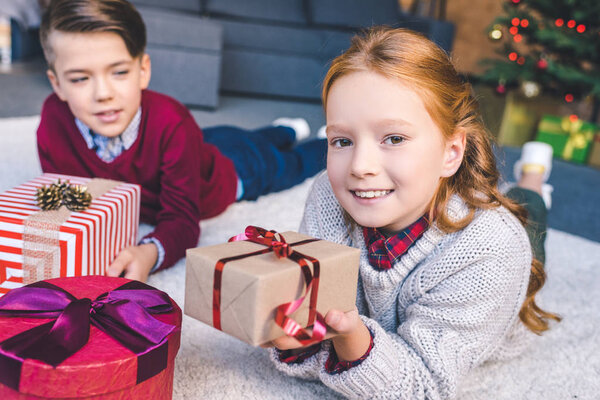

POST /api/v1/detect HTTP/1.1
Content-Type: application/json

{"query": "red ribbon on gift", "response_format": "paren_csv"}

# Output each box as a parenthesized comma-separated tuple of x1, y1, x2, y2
(213, 226, 327, 346)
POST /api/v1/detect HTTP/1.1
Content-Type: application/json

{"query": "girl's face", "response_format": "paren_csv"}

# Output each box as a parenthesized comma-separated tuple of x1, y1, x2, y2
(325, 71, 465, 234)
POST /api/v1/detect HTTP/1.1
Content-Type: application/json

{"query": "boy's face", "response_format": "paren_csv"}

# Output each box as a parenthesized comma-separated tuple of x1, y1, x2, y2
(46, 31, 151, 138)
(325, 71, 465, 234)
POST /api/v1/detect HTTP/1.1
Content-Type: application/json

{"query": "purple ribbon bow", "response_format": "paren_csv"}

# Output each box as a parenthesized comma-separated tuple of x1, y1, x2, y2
(0, 280, 176, 391)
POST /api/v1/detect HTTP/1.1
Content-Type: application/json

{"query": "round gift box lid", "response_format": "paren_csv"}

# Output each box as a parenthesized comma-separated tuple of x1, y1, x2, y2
(0, 276, 182, 398)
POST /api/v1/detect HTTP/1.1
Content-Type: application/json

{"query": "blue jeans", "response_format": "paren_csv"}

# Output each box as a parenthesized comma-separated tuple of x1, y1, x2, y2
(506, 187, 548, 264)
(203, 125, 327, 200)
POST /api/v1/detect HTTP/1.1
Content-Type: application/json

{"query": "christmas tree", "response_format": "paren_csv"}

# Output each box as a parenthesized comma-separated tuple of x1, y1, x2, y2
(479, 0, 600, 123)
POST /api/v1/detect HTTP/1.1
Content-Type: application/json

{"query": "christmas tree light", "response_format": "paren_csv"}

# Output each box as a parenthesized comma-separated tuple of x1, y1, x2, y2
(478, 0, 600, 122)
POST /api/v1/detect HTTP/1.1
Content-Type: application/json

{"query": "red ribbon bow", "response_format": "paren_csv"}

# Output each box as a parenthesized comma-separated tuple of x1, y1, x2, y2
(213, 226, 326, 346)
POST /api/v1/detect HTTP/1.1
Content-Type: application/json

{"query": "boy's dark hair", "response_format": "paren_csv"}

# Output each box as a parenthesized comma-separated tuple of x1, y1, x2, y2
(40, 0, 146, 68)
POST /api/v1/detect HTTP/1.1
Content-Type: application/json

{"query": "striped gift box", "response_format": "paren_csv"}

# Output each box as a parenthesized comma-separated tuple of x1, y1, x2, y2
(0, 173, 140, 295)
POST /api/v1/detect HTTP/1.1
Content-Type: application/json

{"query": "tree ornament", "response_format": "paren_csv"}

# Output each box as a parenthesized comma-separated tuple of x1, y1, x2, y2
(521, 81, 541, 98)
(36, 185, 62, 211)
(62, 185, 92, 212)
(489, 24, 503, 40)
(480, 0, 600, 124)
(496, 79, 507, 94)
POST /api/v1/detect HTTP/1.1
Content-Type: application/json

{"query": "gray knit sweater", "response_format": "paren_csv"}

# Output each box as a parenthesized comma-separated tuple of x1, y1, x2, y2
(269, 172, 535, 399)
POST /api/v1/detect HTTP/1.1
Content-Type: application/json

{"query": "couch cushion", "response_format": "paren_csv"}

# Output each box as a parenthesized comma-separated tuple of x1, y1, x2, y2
(139, 7, 221, 51)
(308, 0, 400, 28)
(401, 16, 455, 52)
(220, 49, 326, 100)
(219, 20, 351, 60)
(205, 0, 308, 25)
(130, 0, 202, 14)
(147, 46, 221, 108)
(138, 7, 223, 108)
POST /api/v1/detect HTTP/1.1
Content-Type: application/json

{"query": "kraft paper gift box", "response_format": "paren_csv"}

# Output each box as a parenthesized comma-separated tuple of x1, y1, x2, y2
(0, 173, 140, 295)
(0, 275, 182, 399)
(184, 227, 360, 346)
(535, 115, 597, 164)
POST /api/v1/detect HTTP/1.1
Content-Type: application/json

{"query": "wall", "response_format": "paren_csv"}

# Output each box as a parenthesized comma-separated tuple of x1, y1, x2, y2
(446, 0, 503, 74)
(399, 0, 503, 74)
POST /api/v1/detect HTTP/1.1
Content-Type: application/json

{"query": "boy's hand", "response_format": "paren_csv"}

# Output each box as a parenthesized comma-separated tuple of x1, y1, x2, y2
(266, 308, 371, 362)
(107, 243, 158, 282)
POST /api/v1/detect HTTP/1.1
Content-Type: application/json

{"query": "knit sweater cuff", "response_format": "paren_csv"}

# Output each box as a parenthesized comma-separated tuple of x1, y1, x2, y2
(318, 317, 403, 398)
(268, 345, 325, 381)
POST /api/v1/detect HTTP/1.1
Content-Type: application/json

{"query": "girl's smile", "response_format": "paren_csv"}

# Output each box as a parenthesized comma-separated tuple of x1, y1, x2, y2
(351, 189, 393, 199)
(350, 189, 394, 206)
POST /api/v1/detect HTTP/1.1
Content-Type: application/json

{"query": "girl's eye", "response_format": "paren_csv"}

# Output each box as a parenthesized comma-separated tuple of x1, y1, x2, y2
(383, 135, 404, 145)
(331, 138, 353, 148)
(69, 77, 88, 83)
(114, 70, 129, 76)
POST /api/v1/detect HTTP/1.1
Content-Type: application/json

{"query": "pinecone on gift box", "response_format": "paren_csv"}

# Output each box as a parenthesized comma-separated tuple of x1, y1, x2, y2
(62, 184, 92, 212)
(50, 179, 70, 196)
(36, 185, 62, 211)
(36, 179, 93, 212)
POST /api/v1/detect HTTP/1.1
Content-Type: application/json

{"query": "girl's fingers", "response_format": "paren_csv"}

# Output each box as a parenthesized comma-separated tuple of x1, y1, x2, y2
(325, 308, 360, 335)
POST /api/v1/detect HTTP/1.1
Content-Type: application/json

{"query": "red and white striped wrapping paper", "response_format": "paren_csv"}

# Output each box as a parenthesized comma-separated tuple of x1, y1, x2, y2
(0, 173, 140, 295)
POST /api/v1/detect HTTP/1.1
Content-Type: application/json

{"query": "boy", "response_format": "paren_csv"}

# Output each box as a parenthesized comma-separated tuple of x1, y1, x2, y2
(37, 0, 326, 282)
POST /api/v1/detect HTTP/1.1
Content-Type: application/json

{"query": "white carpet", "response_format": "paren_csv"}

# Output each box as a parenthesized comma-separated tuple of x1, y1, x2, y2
(1, 116, 599, 399)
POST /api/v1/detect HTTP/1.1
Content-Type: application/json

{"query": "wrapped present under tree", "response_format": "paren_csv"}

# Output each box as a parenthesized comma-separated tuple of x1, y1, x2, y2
(587, 133, 600, 168)
(495, 92, 562, 147)
(535, 115, 597, 164)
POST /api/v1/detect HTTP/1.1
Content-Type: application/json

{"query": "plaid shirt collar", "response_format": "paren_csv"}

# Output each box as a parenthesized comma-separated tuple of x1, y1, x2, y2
(75, 107, 142, 162)
(362, 215, 430, 271)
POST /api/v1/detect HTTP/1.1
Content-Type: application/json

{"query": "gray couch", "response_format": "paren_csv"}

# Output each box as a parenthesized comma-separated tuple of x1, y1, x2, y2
(140, 8, 223, 109)
(133, 0, 455, 107)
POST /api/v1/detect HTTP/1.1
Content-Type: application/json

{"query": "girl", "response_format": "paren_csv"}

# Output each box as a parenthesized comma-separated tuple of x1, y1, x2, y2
(266, 27, 559, 399)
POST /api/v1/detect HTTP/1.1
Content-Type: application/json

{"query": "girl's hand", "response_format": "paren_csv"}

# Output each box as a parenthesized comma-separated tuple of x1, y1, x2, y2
(327, 309, 371, 361)
(266, 308, 371, 362)
(106, 243, 158, 282)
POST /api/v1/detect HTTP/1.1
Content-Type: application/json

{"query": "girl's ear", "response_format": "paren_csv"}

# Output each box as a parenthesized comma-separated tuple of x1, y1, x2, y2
(47, 69, 67, 101)
(139, 53, 151, 90)
(441, 128, 466, 178)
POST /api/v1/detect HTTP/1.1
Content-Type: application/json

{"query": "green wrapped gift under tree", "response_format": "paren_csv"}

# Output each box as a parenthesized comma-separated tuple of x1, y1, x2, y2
(535, 115, 598, 164)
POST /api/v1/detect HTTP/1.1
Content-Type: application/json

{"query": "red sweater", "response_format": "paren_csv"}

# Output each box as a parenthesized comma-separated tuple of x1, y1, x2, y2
(37, 90, 238, 270)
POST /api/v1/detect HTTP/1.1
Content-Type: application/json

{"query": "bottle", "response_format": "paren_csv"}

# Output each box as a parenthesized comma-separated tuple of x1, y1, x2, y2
(0, 15, 11, 65)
